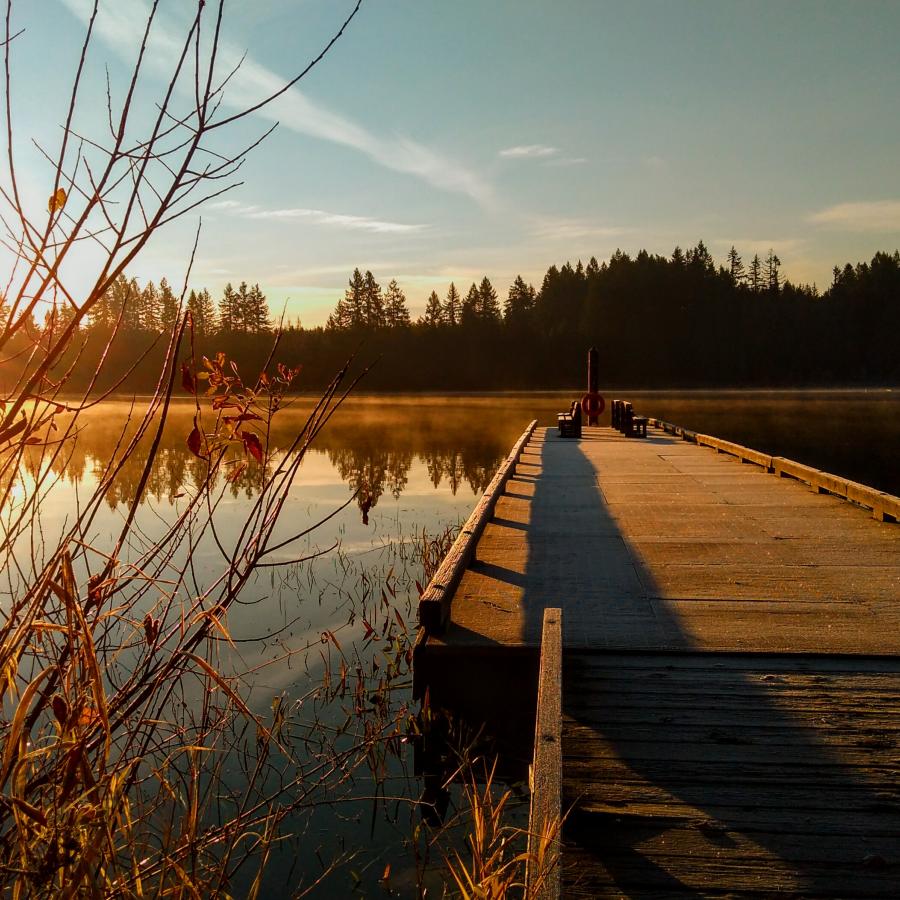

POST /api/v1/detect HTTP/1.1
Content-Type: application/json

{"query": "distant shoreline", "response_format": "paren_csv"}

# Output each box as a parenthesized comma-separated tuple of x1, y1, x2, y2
(45, 386, 899, 404)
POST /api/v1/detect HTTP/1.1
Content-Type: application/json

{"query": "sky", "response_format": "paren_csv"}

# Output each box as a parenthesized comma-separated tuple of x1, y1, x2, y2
(7, 0, 900, 324)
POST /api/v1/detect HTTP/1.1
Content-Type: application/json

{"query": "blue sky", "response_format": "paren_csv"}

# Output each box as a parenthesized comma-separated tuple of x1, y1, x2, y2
(11, 0, 900, 324)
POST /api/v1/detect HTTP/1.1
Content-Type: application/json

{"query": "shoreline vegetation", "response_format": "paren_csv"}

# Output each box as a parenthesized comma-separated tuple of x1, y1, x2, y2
(5, 245, 898, 396)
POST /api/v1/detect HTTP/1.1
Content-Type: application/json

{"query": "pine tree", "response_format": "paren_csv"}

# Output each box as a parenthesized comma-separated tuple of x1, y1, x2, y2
(478, 276, 501, 322)
(218, 282, 239, 333)
(504, 275, 536, 324)
(119, 276, 141, 331)
(43, 300, 77, 339)
(326, 294, 352, 330)
(348, 268, 366, 327)
(89, 282, 118, 331)
(443, 283, 460, 326)
(362, 270, 384, 328)
(246, 283, 271, 333)
(124, 278, 142, 331)
(671, 246, 686, 267)
(686, 240, 714, 273)
(421, 291, 443, 327)
(140, 281, 160, 332)
(234, 281, 254, 332)
(461, 282, 480, 327)
(93, 273, 140, 331)
(158, 277, 179, 333)
(327, 270, 364, 330)
(727, 246, 746, 286)
(764, 250, 781, 293)
(187, 288, 217, 337)
(383, 279, 410, 328)
(748, 255, 762, 293)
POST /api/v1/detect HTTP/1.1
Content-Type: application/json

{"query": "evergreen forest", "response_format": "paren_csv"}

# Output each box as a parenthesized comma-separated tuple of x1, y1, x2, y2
(4, 243, 899, 393)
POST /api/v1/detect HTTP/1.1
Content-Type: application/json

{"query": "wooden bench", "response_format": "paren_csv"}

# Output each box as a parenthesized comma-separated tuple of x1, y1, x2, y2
(630, 414, 648, 438)
(612, 400, 647, 438)
(557, 401, 582, 438)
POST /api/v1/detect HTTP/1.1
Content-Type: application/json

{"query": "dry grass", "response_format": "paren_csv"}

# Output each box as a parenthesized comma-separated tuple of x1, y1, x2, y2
(440, 760, 564, 899)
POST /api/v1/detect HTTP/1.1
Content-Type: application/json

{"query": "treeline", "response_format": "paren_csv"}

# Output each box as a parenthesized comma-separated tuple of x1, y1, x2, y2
(292, 244, 900, 388)
(85, 276, 271, 337)
(4, 243, 899, 392)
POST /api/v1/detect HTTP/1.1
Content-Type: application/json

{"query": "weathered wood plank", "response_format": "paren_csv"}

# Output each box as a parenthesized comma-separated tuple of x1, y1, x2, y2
(527, 608, 562, 900)
(560, 650, 900, 897)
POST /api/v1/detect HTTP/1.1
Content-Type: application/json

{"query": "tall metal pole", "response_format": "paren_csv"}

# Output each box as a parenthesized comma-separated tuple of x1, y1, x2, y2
(587, 347, 599, 425)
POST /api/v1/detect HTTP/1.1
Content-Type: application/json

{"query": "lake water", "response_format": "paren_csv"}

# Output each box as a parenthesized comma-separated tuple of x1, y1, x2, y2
(14, 390, 899, 894)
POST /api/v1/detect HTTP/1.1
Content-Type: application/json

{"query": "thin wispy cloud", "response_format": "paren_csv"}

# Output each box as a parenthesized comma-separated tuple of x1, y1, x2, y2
(206, 199, 244, 211)
(531, 217, 631, 242)
(210, 200, 426, 234)
(544, 156, 588, 168)
(500, 144, 559, 159)
(58, 0, 493, 206)
(807, 200, 900, 233)
(250, 208, 426, 234)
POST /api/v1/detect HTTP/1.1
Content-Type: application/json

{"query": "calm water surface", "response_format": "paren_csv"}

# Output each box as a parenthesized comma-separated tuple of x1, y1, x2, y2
(21, 390, 900, 894)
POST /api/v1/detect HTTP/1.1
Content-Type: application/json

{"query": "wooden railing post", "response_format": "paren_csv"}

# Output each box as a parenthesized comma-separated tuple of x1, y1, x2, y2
(527, 607, 563, 899)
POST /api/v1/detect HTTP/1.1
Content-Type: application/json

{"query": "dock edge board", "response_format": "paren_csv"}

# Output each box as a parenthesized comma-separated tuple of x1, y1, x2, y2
(647, 417, 899, 522)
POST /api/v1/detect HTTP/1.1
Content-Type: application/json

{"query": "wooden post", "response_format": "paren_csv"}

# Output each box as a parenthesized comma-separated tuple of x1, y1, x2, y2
(527, 608, 562, 899)
(587, 347, 599, 425)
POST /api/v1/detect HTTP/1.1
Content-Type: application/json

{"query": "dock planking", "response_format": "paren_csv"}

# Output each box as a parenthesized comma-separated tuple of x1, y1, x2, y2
(415, 422, 900, 896)
(561, 653, 900, 898)
(419, 426, 900, 655)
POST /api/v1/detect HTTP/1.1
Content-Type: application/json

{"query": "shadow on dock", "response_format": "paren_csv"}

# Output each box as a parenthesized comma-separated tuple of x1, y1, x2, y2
(524, 430, 900, 897)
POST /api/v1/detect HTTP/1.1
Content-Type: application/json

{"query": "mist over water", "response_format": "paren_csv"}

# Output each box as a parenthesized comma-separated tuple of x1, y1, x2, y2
(30, 390, 900, 508)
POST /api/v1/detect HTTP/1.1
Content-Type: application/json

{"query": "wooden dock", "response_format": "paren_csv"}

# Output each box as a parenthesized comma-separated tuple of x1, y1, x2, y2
(415, 422, 900, 897)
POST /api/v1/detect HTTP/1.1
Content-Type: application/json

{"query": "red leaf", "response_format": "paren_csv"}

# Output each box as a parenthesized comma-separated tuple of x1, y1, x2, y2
(181, 362, 196, 394)
(187, 419, 204, 457)
(240, 430, 263, 463)
(52, 695, 68, 726)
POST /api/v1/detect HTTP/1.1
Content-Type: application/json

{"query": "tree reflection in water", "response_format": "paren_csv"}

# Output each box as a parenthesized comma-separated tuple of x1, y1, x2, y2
(11, 396, 539, 513)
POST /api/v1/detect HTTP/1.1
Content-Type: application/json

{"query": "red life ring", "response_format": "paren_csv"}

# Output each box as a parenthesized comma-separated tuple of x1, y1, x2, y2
(581, 392, 605, 418)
